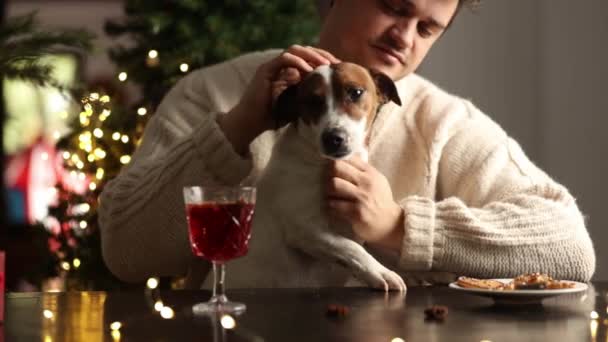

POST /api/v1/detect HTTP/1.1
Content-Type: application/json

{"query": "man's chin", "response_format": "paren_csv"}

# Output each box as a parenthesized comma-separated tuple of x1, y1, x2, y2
(363, 59, 405, 80)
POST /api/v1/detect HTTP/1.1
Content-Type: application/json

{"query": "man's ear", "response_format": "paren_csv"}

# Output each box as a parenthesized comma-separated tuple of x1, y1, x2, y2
(369, 69, 402, 106)
(272, 84, 301, 129)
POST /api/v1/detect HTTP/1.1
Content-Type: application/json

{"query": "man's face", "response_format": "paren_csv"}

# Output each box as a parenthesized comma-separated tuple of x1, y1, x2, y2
(318, 0, 459, 80)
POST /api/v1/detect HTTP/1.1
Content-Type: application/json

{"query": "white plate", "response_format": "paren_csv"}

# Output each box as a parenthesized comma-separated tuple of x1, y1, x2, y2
(448, 278, 589, 305)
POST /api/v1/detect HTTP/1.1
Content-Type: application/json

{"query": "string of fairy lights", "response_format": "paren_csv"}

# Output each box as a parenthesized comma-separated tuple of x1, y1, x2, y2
(47, 49, 193, 278)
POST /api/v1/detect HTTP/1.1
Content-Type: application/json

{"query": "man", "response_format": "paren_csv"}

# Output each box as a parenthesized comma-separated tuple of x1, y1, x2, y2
(99, 0, 595, 286)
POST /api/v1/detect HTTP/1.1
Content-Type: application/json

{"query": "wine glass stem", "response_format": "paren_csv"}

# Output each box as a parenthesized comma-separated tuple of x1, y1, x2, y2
(211, 262, 227, 304)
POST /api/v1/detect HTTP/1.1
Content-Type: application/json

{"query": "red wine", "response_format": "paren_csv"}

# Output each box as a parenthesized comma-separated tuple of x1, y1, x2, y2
(186, 202, 254, 262)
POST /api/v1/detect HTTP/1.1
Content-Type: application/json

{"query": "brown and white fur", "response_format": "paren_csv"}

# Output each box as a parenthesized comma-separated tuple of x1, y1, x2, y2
(220, 63, 406, 291)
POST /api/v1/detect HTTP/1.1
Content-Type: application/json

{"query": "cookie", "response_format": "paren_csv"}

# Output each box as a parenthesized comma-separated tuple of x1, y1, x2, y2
(456, 276, 505, 290)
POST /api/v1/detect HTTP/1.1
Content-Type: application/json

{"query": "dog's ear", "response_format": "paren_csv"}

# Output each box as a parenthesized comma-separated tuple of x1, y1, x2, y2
(272, 84, 301, 129)
(369, 69, 402, 106)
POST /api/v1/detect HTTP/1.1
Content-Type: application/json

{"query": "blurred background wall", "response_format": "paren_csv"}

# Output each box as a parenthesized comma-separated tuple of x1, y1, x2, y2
(5, 0, 607, 281)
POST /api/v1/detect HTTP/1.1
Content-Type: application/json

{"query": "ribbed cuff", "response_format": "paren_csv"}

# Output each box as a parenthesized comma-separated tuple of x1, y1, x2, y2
(192, 113, 253, 185)
(397, 196, 444, 271)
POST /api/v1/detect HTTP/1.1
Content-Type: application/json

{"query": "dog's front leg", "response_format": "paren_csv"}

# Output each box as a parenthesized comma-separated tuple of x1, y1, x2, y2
(285, 217, 406, 292)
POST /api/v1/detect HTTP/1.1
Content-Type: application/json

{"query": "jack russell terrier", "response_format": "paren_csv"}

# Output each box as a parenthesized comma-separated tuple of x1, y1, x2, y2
(224, 62, 406, 291)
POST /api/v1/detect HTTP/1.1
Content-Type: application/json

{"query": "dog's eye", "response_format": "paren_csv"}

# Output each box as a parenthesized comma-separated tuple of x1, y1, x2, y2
(346, 87, 365, 102)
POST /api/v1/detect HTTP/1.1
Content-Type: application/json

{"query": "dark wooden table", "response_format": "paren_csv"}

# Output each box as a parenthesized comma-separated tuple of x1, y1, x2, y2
(3, 282, 606, 341)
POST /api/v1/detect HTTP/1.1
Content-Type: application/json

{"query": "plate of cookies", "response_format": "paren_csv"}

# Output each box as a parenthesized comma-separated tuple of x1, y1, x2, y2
(449, 273, 588, 305)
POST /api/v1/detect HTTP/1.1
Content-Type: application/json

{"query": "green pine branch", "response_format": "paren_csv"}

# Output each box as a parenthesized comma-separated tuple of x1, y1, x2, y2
(0, 12, 94, 87)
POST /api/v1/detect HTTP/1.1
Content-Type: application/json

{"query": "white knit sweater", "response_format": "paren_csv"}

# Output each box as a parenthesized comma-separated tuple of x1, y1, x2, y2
(98, 50, 595, 284)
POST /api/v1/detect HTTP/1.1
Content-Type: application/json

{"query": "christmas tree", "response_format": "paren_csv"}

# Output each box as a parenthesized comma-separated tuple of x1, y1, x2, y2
(0, 12, 92, 87)
(49, 0, 320, 290)
(0, 12, 92, 290)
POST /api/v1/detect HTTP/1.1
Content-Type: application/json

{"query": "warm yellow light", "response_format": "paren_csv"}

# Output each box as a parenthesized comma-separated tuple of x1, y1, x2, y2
(44, 335, 53, 342)
(591, 320, 598, 339)
(100, 109, 111, 121)
(62, 151, 70, 160)
(90, 93, 100, 100)
(111, 330, 121, 341)
(94, 148, 107, 159)
(76, 161, 84, 169)
(391, 339, 405, 342)
(160, 306, 174, 319)
(121, 135, 130, 143)
(120, 155, 131, 164)
(43, 309, 54, 319)
(118, 72, 128, 82)
(79, 221, 88, 229)
(70, 170, 78, 178)
(41, 152, 49, 161)
(96, 168, 105, 180)
(73, 258, 81, 268)
(180, 63, 189, 73)
(53, 131, 61, 140)
(80, 116, 90, 126)
(480, 340, 493, 342)
(59, 111, 69, 119)
(148, 50, 159, 59)
(78, 172, 86, 180)
(110, 321, 122, 331)
(80, 131, 92, 142)
(84, 103, 93, 112)
(137, 107, 147, 116)
(147, 277, 159, 289)
(100, 95, 111, 103)
(154, 301, 164, 312)
(87, 154, 95, 162)
(89, 182, 97, 191)
(61, 261, 71, 271)
(93, 128, 104, 138)
(220, 314, 236, 329)
(112, 132, 121, 140)
(591, 311, 599, 320)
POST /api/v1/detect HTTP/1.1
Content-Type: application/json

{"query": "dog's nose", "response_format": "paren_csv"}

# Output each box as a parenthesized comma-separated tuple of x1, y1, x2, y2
(321, 128, 348, 156)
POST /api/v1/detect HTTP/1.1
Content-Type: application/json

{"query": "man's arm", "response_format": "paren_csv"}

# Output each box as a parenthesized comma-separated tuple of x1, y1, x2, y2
(99, 63, 255, 282)
(328, 100, 595, 282)
(396, 102, 595, 282)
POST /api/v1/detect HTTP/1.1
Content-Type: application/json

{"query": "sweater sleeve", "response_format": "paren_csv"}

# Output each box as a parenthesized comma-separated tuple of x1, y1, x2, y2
(397, 101, 596, 282)
(98, 63, 254, 282)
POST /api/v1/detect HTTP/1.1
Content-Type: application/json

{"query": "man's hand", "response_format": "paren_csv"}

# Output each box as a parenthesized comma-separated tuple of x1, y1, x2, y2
(325, 155, 404, 251)
(218, 45, 340, 155)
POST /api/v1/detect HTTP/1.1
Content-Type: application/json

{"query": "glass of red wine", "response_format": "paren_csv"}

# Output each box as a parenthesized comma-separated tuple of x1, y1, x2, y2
(183, 186, 256, 315)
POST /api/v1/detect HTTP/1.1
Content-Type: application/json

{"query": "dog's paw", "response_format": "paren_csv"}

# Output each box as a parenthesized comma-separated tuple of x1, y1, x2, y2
(358, 266, 407, 292)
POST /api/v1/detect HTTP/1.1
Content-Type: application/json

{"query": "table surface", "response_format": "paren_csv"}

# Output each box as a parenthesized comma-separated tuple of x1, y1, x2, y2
(2, 282, 607, 342)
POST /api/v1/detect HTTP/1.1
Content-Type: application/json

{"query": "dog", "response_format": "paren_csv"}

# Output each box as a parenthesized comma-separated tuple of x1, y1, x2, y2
(223, 62, 406, 291)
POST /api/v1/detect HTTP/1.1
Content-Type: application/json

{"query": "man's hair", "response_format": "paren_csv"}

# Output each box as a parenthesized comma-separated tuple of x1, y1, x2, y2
(450, 0, 481, 28)
(317, 0, 482, 26)
(458, 0, 481, 12)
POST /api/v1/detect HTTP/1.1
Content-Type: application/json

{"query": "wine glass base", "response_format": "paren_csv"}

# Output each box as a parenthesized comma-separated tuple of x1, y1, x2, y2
(192, 301, 246, 316)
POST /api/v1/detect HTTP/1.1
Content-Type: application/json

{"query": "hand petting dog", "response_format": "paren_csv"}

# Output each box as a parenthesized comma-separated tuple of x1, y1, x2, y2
(218, 45, 340, 155)
(326, 155, 404, 252)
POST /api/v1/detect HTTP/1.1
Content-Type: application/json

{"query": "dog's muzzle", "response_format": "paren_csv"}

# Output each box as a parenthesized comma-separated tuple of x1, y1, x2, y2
(321, 128, 350, 159)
